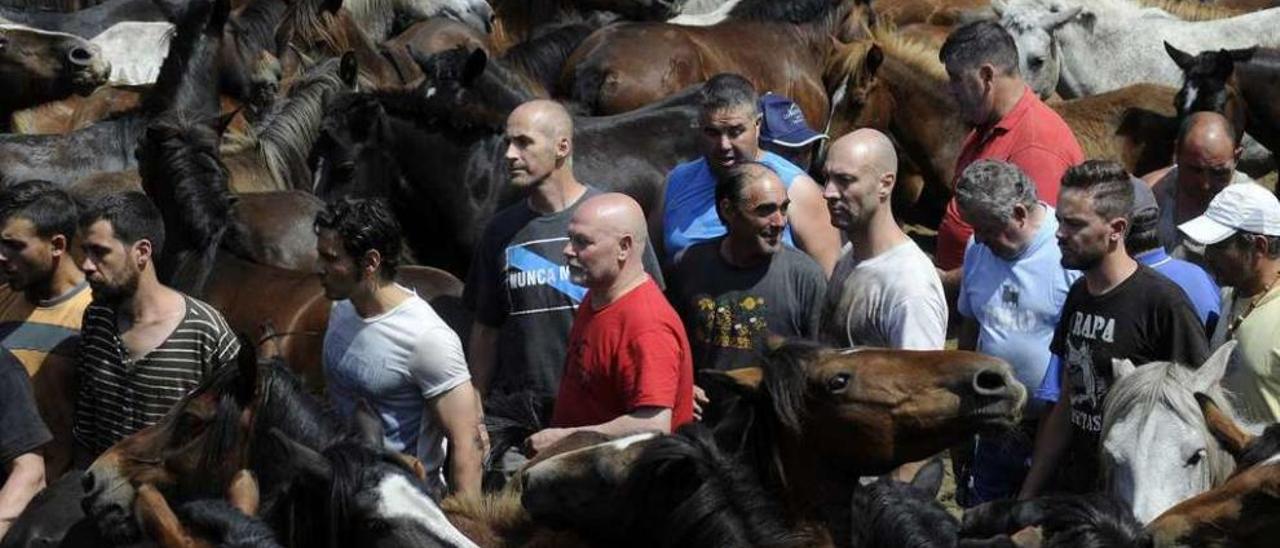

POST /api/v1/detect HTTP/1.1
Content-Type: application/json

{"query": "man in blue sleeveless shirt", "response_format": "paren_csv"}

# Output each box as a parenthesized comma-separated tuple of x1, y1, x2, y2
(662, 74, 841, 276)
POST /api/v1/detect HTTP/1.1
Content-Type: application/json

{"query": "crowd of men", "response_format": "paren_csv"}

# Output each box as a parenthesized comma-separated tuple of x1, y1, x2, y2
(3, 19, 1280, 537)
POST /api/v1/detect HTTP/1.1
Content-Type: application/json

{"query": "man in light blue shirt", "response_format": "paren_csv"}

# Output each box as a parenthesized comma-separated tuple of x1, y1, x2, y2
(1127, 177, 1220, 335)
(661, 74, 841, 276)
(955, 160, 1080, 505)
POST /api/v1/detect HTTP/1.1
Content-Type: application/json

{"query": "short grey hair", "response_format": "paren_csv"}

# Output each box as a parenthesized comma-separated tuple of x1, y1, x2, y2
(955, 160, 1038, 223)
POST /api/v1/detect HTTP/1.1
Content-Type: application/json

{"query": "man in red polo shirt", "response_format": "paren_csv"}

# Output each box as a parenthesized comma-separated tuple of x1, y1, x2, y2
(527, 193, 694, 454)
(936, 21, 1084, 285)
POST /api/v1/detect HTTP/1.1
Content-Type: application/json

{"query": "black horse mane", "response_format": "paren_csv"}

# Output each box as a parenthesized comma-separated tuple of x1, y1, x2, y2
(177, 498, 283, 548)
(502, 13, 614, 94)
(143, 0, 229, 116)
(1238, 423, 1280, 471)
(481, 390, 555, 491)
(321, 437, 432, 546)
(850, 477, 958, 548)
(961, 494, 1148, 548)
(226, 0, 289, 63)
(727, 0, 840, 23)
(617, 424, 808, 548)
(759, 340, 821, 437)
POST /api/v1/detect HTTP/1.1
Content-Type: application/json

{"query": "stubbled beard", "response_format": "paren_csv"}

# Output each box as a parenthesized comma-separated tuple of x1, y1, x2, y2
(90, 269, 140, 306)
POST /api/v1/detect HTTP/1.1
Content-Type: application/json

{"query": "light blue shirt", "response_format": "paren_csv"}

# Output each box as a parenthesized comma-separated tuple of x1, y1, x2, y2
(957, 205, 1081, 399)
(662, 151, 801, 262)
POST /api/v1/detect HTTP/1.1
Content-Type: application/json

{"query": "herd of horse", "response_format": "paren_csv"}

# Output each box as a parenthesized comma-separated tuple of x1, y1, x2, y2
(2, 0, 1280, 545)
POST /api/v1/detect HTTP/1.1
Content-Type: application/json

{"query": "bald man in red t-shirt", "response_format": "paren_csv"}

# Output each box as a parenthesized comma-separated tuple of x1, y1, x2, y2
(936, 22, 1083, 286)
(527, 194, 693, 455)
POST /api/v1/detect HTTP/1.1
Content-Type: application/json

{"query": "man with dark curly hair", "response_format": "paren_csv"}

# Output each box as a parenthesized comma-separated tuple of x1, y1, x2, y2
(315, 198, 483, 499)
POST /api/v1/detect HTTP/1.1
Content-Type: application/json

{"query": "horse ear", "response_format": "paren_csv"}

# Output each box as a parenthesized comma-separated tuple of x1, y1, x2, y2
(1043, 5, 1082, 31)
(1190, 341, 1236, 394)
(352, 399, 386, 448)
(1227, 47, 1256, 64)
(227, 470, 260, 517)
(136, 483, 196, 548)
(339, 51, 359, 88)
(699, 367, 763, 398)
(1111, 358, 1136, 380)
(270, 428, 333, 483)
(864, 44, 884, 78)
(910, 457, 945, 498)
(463, 48, 488, 87)
(1195, 392, 1254, 459)
(234, 336, 259, 408)
(1165, 42, 1195, 70)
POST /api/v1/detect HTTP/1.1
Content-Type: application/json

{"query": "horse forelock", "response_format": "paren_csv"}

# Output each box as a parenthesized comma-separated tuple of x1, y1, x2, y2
(760, 340, 822, 437)
(828, 25, 946, 84)
(1101, 361, 1237, 488)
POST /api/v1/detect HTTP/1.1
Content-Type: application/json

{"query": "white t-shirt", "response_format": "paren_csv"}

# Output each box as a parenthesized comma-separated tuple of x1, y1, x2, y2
(820, 240, 948, 350)
(323, 287, 470, 495)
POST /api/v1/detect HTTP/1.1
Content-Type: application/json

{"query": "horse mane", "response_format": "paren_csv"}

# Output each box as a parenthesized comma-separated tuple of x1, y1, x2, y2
(727, 0, 838, 23)
(239, 57, 345, 190)
(501, 14, 613, 95)
(1100, 360, 1238, 490)
(177, 498, 282, 547)
(828, 24, 946, 84)
(225, 0, 289, 61)
(960, 493, 1146, 547)
(1133, 0, 1246, 21)
(143, 0, 228, 115)
(1238, 424, 1280, 471)
(277, 0, 360, 58)
(849, 477, 958, 548)
(481, 391, 555, 491)
(439, 490, 533, 539)
(322, 438, 427, 545)
(617, 425, 809, 547)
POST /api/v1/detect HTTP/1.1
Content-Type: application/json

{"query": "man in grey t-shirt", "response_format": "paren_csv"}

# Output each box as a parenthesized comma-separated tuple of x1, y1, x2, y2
(819, 130, 947, 350)
(668, 162, 826, 372)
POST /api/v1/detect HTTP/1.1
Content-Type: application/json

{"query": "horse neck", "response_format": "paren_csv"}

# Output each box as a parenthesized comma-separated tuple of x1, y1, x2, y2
(344, 0, 395, 42)
(875, 50, 968, 188)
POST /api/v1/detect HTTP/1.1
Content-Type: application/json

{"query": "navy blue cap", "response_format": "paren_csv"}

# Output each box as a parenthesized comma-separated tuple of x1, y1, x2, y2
(759, 93, 827, 148)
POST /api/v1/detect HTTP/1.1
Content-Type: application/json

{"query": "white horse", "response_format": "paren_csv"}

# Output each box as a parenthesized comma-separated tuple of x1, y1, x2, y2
(995, 0, 1280, 99)
(1100, 341, 1244, 524)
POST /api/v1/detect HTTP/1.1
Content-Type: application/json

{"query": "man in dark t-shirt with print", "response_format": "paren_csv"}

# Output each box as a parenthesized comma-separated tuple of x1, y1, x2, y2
(1020, 161, 1208, 499)
(465, 100, 662, 401)
(669, 162, 825, 371)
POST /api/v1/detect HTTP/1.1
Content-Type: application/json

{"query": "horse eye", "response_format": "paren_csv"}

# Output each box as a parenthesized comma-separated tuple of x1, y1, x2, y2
(1186, 449, 1206, 467)
(827, 373, 851, 392)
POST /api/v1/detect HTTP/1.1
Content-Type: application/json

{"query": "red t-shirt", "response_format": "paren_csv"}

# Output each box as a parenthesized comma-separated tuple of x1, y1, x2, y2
(551, 277, 694, 430)
(935, 87, 1085, 270)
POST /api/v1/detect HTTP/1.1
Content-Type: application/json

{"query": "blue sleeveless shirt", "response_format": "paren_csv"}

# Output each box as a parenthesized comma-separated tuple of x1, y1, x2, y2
(662, 151, 802, 262)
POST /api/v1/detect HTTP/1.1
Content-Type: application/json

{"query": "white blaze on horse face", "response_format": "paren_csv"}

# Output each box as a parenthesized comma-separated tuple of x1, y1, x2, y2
(374, 474, 479, 548)
(1182, 83, 1199, 116)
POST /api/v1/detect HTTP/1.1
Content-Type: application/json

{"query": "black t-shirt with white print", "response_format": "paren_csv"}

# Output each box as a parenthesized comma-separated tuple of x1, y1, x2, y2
(1049, 265, 1209, 492)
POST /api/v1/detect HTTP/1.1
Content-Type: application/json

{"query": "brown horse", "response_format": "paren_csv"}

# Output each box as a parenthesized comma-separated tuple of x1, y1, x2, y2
(0, 24, 111, 131)
(274, 0, 408, 91)
(559, 0, 867, 129)
(521, 340, 1028, 544)
(825, 30, 1178, 222)
(1146, 395, 1280, 547)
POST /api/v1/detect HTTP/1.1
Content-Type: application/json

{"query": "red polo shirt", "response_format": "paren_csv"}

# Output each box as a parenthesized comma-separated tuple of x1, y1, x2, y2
(551, 277, 694, 430)
(935, 87, 1084, 270)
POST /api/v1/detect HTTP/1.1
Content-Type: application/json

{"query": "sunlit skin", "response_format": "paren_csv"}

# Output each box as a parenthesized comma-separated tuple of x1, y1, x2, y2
(504, 102, 571, 190)
(0, 216, 82, 301)
(944, 61, 1025, 129)
(700, 105, 762, 176)
(314, 228, 363, 301)
(821, 130, 902, 263)
(960, 201, 1045, 261)
(1174, 114, 1240, 222)
(719, 168, 790, 267)
(1055, 189, 1124, 272)
(79, 220, 142, 305)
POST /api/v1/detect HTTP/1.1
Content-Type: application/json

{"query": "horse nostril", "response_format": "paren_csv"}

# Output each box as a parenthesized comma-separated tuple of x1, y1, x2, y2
(68, 46, 93, 66)
(972, 368, 1009, 396)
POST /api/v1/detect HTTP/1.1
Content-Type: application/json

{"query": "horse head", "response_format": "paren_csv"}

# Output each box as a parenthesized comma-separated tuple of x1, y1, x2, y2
(269, 404, 479, 548)
(1164, 41, 1254, 130)
(0, 24, 110, 112)
(823, 39, 892, 143)
(1101, 341, 1240, 524)
(82, 341, 264, 543)
(729, 342, 1025, 475)
(995, 0, 1081, 99)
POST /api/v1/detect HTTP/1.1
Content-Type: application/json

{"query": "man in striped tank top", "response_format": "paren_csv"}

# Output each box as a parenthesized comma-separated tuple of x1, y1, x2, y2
(71, 193, 240, 464)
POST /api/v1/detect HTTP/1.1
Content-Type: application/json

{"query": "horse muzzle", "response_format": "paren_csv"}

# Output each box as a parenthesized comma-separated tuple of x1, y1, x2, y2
(81, 460, 141, 542)
(65, 42, 110, 93)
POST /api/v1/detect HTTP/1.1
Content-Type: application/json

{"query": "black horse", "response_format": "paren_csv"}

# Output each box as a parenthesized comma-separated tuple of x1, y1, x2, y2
(312, 45, 702, 275)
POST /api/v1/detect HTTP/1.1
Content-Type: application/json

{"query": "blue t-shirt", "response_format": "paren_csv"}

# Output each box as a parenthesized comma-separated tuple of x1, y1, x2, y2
(663, 151, 802, 262)
(1136, 248, 1220, 334)
(958, 205, 1081, 398)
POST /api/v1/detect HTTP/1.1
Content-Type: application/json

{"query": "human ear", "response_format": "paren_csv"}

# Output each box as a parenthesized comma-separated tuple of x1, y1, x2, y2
(50, 234, 68, 255)
(362, 249, 382, 277)
(135, 240, 153, 266)
(979, 64, 996, 85)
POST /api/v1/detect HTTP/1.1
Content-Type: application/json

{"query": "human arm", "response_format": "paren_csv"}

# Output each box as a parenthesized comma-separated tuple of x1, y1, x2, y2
(528, 407, 672, 455)
(786, 174, 842, 277)
(0, 359, 52, 540)
(1018, 357, 1071, 500)
(0, 453, 46, 540)
(466, 322, 500, 396)
(430, 381, 484, 499)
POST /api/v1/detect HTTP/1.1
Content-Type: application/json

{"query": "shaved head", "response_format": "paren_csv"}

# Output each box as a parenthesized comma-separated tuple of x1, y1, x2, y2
(1179, 111, 1237, 156)
(1175, 111, 1241, 206)
(565, 193, 649, 291)
(828, 129, 899, 178)
(509, 99, 574, 142)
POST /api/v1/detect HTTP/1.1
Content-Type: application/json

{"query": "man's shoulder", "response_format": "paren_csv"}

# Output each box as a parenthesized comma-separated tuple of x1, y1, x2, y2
(669, 157, 708, 180)
(759, 151, 806, 185)
(482, 200, 539, 244)
(180, 295, 235, 333)
(775, 245, 825, 277)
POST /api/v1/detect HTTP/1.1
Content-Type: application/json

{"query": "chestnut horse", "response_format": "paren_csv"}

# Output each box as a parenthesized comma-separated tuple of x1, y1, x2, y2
(559, 0, 867, 129)
(0, 24, 110, 131)
(825, 31, 1178, 224)
(1146, 396, 1280, 547)
(521, 340, 1028, 544)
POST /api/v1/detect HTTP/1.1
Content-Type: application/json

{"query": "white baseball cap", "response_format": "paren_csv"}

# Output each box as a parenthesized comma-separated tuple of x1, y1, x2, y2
(1179, 182, 1280, 245)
